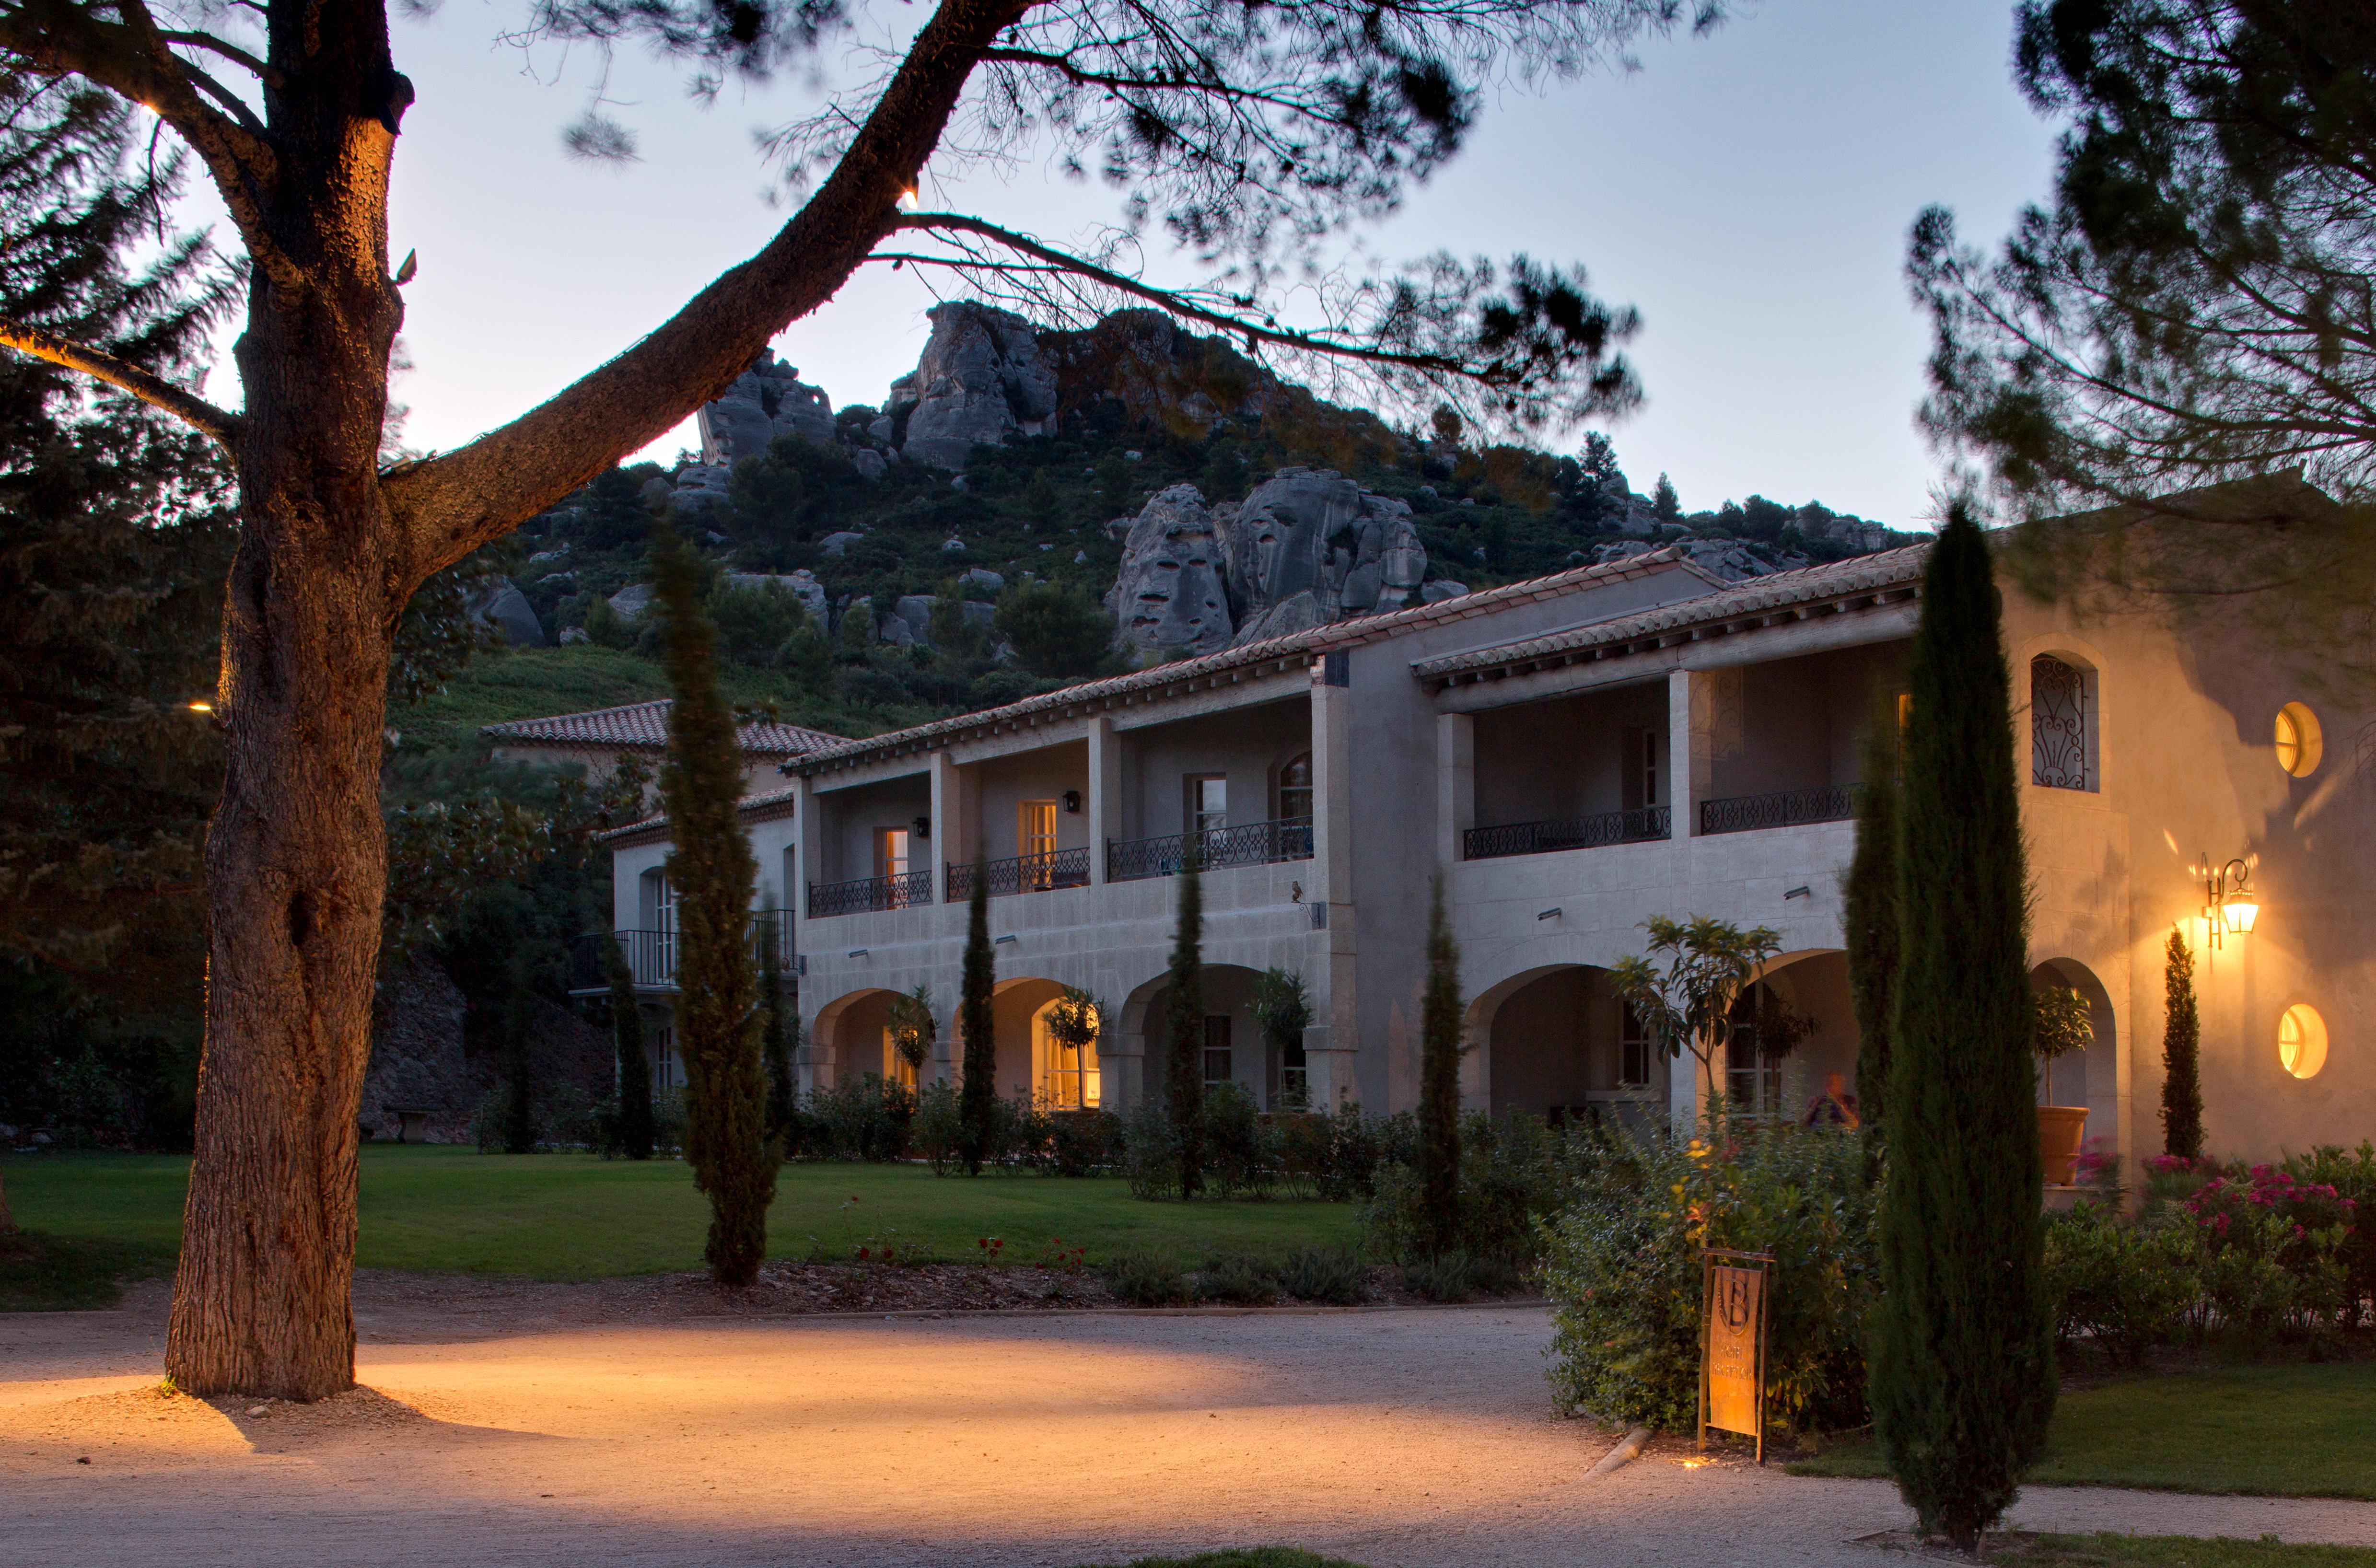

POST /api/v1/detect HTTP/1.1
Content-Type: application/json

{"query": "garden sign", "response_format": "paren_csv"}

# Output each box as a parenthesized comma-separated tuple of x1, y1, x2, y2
(1697, 1247, 1773, 1463)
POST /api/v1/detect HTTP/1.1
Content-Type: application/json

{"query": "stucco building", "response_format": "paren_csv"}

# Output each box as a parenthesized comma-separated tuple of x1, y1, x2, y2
(584, 521, 2374, 1172)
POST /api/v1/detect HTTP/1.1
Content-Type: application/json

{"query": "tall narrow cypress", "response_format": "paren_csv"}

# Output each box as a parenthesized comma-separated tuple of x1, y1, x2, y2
(1417, 873, 1463, 1256)
(500, 954, 537, 1154)
(759, 908, 796, 1149)
(1845, 696, 1902, 1146)
(652, 522, 776, 1285)
(1870, 509, 2054, 1550)
(1164, 841, 1207, 1198)
(605, 932, 654, 1160)
(956, 858, 997, 1174)
(2160, 930, 2203, 1159)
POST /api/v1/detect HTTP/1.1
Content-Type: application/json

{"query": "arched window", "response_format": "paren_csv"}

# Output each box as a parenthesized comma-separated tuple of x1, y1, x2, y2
(2275, 702, 2324, 778)
(1278, 753, 1313, 822)
(1033, 998, 1101, 1109)
(2030, 656, 2092, 790)
(2279, 1004, 2328, 1080)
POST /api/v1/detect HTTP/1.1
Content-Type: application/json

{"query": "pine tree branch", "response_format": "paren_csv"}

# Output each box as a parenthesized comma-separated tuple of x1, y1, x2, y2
(158, 30, 280, 90)
(0, 315, 241, 448)
(376, 0, 1034, 587)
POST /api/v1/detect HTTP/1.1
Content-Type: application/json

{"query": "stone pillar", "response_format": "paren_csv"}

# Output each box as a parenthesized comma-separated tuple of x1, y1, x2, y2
(929, 749, 973, 902)
(1311, 663, 1360, 1106)
(1666, 667, 1700, 840)
(1088, 714, 1121, 887)
(1436, 711, 1474, 867)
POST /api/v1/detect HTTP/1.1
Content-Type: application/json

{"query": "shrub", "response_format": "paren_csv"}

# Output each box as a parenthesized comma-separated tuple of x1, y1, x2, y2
(1204, 1082, 1279, 1197)
(1277, 1100, 1383, 1200)
(1359, 1111, 1584, 1265)
(1402, 1251, 1474, 1303)
(1121, 1096, 1181, 1200)
(803, 1075, 913, 1161)
(1042, 1109, 1123, 1177)
(2287, 1142, 2376, 1326)
(1276, 1246, 1369, 1305)
(913, 1080, 962, 1174)
(2042, 1201, 2200, 1368)
(1108, 1246, 1193, 1306)
(1197, 1254, 1280, 1305)
(2182, 1164, 2354, 1345)
(1540, 1120, 1876, 1438)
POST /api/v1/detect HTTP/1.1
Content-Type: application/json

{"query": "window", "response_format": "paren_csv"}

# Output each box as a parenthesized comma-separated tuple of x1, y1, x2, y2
(2276, 702, 2324, 778)
(1619, 1001, 1652, 1089)
(1278, 754, 1313, 822)
(881, 1026, 919, 1089)
(1034, 999, 1101, 1109)
(1623, 730, 1660, 812)
(641, 871, 676, 982)
(2279, 1004, 2328, 1080)
(1280, 1033, 1309, 1108)
(1202, 1015, 1234, 1089)
(2030, 655, 2091, 790)
(1017, 800, 1058, 888)
(653, 1024, 678, 1091)
(875, 828, 909, 880)
(1188, 775, 1227, 836)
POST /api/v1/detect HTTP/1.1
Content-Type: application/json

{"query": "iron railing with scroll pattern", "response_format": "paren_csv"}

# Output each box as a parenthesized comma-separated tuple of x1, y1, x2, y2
(569, 921, 795, 990)
(1461, 806, 1670, 861)
(1698, 785, 1855, 836)
(806, 870, 934, 919)
(946, 848, 1092, 901)
(1106, 816, 1314, 883)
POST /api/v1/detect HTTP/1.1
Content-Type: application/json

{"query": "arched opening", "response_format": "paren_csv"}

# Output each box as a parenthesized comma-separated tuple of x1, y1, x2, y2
(2030, 958, 2118, 1129)
(1469, 965, 1662, 1130)
(2030, 652, 2098, 791)
(811, 987, 906, 1092)
(1121, 964, 1277, 1109)
(1276, 752, 1313, 823)
(1735, 952, 1859, 1122)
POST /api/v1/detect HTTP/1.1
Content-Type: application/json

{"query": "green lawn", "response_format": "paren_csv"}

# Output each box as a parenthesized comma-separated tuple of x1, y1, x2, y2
(1, 1145, 1360, 1286)
(1991, 1535, 2376, 1568)
(1789, 1361, 2376, 1499)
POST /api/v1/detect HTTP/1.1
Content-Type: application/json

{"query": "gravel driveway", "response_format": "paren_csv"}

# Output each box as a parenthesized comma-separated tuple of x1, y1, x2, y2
(4, 1278, 2372, 1568)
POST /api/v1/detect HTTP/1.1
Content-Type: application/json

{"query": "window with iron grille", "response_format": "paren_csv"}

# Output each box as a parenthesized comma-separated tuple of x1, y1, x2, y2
(2031, 655, 2090, 790)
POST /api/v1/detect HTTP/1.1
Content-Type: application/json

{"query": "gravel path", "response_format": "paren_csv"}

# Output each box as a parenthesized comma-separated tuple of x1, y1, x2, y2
(4, 1279, 2372, 1568)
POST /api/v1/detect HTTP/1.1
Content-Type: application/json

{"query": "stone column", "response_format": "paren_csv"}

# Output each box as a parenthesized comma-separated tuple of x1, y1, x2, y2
(1666, 666, 1700, 840)
(790, 773, 824, 1060)
(1436, 711, 1474, 867)
(1310, 662, 1360, 1107)
(1088, 715, 1121, 887)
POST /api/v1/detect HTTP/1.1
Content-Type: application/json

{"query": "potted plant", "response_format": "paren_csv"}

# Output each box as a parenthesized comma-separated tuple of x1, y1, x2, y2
(2033, 985, 2094, 1185)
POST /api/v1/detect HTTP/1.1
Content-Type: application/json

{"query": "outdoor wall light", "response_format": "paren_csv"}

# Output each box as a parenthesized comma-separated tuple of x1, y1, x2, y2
(994, 933, 1019, 945)
(1062, 790, 1082, 813)
(847, 948, 869, 959)
(912, 816, 931, 840)
(1537, 907, 1562, 921)
(1783, 885, 1812, 901)
(2203, 854, 2259, 949)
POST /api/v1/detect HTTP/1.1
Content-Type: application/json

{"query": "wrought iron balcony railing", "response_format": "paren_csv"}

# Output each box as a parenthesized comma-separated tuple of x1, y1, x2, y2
(946, 848, 1091, 901)
(1697, 785, 1855, 836)
(807, 870, 933, 919)
(1462, 806, 1669, 861)
(570, 921, 794, 991)
(1106, 816, 1314, 883)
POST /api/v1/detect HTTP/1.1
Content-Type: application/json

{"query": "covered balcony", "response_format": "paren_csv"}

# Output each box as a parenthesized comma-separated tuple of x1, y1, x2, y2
(1462, 681, 1672, 861)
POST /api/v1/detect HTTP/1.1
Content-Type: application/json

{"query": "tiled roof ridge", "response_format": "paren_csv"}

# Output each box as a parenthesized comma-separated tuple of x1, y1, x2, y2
(481, 697, 843, 756)
(785, 547, 1718, 775)
(1411, 542, 1934, 680)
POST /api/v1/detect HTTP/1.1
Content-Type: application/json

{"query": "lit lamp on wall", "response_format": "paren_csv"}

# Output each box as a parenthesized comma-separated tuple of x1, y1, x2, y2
(2203, 853, 2259, 949)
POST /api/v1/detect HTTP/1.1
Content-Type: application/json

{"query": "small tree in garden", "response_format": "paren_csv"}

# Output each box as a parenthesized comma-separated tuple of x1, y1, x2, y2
(2161, 930, 2204, 1159)
(758, 909, 796, 1149)
(605, 934, 654, 1161)
(1253, 969, 1313, 1108)
(2033, 985, 2094, 1105)
(1609, 917, 1782, 1123)
(1844, 699, 1903, 1145)
(1164, 842, 1208, 1198)
(956, 860, 997, 1175)
(1418, 875, 1465, 1256)
(885, 985, 937, 1084)
(500, 956, 537, 1155)
(653, 523, 776, 1284)
(1870, 507, 2054, 1551)
(1043, 987, 1102, 1101)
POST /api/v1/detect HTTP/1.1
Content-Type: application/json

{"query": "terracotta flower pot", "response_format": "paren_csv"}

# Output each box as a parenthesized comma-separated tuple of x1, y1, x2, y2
(2038, 1105, 2090, 1186)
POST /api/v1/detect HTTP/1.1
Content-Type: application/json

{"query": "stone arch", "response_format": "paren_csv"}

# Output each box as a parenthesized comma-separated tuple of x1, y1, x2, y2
(809, 986, 904, 1092)
(2031, 957, 2118, 1133)
(1118, 963, 1278, 1108)
(1743, 950, 1859, 1121)
(1462, 963, 1663, 1129)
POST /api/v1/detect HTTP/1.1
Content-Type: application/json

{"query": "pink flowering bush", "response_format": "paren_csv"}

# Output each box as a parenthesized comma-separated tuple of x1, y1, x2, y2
(2179, 1164, 2355, 1343)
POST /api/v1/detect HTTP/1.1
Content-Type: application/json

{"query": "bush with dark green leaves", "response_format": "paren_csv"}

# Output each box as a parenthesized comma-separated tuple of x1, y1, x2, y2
(1401, 1251, 1476, 1303)
(1121, 1095, 1182, 1200)
(1276, 1246, 1370, 1305)
(994, 581, 1118, 678)
(2042, 1201, 2201, 1369)
(1204, 1081, 1281, 1197)
(1539, 1120, 1876, 1438)
(1196, 1254, 1281, 1305)
(801, 1076, 913, 1162)
(1359, 1110, 1583, 1266)
(1107, 1246, 1193, 1306)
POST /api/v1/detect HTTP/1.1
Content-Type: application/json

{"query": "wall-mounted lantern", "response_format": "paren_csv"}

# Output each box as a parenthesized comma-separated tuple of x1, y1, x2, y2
(1062, 790, 1083, 813)
(2203, 853, 2259, 949)
(912, 815, 932, 841)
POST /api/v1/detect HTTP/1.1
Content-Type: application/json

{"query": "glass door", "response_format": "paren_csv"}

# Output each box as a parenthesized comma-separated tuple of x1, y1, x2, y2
(1017, 800, 1057, 889)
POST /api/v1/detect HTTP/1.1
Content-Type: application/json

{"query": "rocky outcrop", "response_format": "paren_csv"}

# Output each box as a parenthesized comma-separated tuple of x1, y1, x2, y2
(1104, 485, 1237, 656)
(362, 962, 477, 1143)
(888, 302, 1058, 468)
(725, 570, 828, 623)
(467, 579, 545, 647)
(1103, 470, 1432, 658)
(698, 352, 833, 467)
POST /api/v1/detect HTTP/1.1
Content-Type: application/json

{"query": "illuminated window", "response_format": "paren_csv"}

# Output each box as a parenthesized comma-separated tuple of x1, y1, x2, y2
(2275, 703, 2324, 778)
(1017, 801, 1058, 888)
(2279, 1004, 2328, 1080)
(1033, 999, 1100, 1108)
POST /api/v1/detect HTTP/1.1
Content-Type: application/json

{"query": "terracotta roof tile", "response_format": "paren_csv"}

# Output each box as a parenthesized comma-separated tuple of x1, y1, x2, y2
(481, 699, 843, 757)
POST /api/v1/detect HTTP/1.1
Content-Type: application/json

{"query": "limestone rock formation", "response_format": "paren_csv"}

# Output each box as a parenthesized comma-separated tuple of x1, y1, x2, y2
(468, 579, 545, 647)
(697, 351, 833, 467)
(724, 570, 828, 623)
(1104, 485, 1237, 656)
(886, 302, 1059, 468)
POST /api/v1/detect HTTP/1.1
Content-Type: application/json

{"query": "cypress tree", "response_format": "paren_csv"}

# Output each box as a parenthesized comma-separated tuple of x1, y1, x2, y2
(1417, 873, 1463, 1256)
(605, 932, 654, 1160)
(759, 908, 796, 1149)
(2160, 929, 2203, 1159)
(1870, 508, 2054, 1550)
(652, 521, 776, 1285)
(500, 954, 537, 1154)
(1845, 697, 1902, 1146)
(956, 857, 997, 1174)
(1164, 841, 1207, 1198)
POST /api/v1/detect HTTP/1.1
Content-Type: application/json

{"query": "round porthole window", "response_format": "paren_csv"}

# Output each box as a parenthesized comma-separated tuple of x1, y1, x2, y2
(2278, 1003, 2328, 1080)
(2275, 702, 2324, 778)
